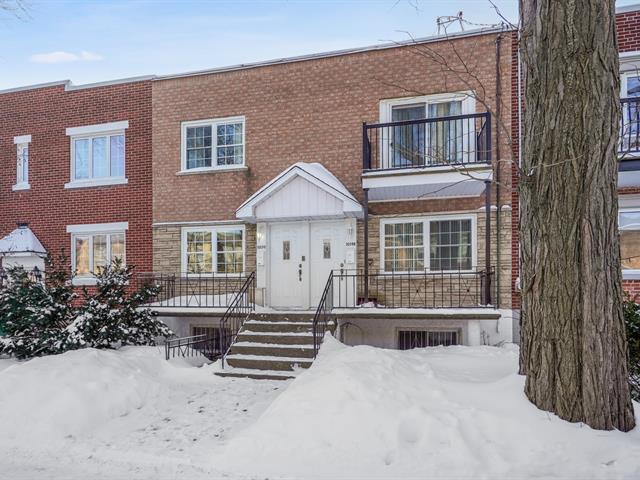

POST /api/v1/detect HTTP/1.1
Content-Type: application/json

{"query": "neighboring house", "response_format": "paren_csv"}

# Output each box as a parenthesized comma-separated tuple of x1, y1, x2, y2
(151, 25, 516, 367)
(0, 77, 153, 287)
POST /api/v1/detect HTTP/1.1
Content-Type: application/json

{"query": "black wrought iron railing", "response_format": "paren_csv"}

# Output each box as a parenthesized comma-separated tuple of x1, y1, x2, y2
(331, 268, 494, 309)
(363, 112, 491, 171)
(164, 333, 224, 361)
(220, 272, 256, 368)
(620, 97, 640, 157)
(312, 271, 335, 357)
(136, 272, 247, 308)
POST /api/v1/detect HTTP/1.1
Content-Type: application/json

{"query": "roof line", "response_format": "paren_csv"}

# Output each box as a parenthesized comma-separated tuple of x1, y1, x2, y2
(0, 75, 155, 95)
(156, 26, 510, 82)
(617, 3, 640, 14)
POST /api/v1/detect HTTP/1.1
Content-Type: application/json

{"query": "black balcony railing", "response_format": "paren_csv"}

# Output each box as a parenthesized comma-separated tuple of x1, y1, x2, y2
(135, 272, 248, 308)
(620, 97, 640, 157)
(363, 112, 491, 171)
(330, 268, 495, 309)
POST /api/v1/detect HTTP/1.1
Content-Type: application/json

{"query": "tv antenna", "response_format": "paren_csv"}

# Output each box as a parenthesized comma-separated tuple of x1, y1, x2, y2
(437, 12, 465, 34)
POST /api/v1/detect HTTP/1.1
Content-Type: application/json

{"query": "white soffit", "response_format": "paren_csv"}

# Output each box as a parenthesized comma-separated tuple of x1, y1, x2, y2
(237, 162, 363, 222)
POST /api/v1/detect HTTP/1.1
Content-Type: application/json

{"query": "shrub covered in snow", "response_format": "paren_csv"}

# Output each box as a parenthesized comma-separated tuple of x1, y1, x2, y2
(62, 261, 172, 350)
(0, 258, 171, 358)
(623, 296, 640, 401)
(0, 257, 76, 359)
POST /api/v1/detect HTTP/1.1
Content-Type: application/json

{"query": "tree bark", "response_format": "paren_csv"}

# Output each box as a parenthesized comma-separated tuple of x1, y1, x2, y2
(519, 0, 636, 431)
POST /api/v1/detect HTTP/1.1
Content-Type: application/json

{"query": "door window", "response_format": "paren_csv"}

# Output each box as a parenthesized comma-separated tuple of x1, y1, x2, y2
(282, 240, 290, 260)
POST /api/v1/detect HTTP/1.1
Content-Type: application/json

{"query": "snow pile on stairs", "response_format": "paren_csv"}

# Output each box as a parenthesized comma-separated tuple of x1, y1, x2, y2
(221, 336, 640, 479)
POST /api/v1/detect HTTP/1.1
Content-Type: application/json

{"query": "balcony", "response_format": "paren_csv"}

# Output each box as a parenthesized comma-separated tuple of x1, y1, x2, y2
(361, 112, 493, 201)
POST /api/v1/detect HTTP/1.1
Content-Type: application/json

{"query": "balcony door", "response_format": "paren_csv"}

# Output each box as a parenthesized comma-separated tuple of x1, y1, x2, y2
(384, 95, 467, 169)
(621, 73, 640, 154)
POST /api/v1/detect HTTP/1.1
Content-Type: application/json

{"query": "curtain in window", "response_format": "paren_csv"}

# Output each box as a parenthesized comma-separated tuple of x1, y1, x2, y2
(391, 105, 426, 168)
(428, 101, 463, 165)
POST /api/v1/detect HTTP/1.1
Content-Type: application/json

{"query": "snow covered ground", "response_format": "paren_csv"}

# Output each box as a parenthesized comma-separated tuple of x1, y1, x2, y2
(1, 339, 639, 479)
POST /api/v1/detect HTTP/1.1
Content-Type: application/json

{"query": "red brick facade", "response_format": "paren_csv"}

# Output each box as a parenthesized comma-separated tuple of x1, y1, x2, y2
(0, 80, 153, 278)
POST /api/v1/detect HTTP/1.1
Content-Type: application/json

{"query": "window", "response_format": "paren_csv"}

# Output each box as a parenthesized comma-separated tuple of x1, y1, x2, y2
(182, 226, 245, 275)
(65, 121, 128, 188)
(381, 93, 473, 169)
(621, 73, 640, 153)
(430, 219, 473, 271)
(67, 223, 128, 282)
(181, 116, 245, 172)
(620, 209, 640, 276)
(13, 135, 31, 191)
(383, 222, 424, 272)
(398, 330, 460, 350)
(381, 216, 476, 272)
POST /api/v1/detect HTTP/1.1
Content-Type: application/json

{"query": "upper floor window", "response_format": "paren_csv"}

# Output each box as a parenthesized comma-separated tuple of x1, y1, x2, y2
(65, 121, 129, 189)
(379, 93, 475, 169)
(13, 135, 31, 191)
(181, 116, 245, 172)
(381, 215, 476, 273)
(181, 225, 245, 275)
(67, 222, 128, 284)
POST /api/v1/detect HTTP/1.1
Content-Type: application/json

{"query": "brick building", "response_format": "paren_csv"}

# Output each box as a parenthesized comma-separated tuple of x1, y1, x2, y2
(0, 77, 153, 286)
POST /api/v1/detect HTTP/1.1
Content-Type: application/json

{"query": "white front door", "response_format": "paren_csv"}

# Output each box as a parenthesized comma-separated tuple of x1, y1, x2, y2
(269, 222, 309, 309)
(268, 220, 350, 309)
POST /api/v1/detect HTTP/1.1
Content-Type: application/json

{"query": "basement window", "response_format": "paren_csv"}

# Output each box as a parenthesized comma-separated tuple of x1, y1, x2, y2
(397, 330, 460, 350)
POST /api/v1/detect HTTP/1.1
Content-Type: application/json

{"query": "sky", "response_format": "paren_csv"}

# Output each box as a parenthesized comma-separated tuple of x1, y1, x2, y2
(0, 0, 637, 90)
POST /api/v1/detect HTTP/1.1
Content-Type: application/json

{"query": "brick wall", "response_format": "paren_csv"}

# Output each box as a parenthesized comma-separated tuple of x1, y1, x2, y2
(0, 80, 153, 278)
(618, 9, 640, 52)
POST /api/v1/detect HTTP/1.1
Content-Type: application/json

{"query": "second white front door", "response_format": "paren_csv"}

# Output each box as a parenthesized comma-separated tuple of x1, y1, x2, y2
(268, 220, 348, 309)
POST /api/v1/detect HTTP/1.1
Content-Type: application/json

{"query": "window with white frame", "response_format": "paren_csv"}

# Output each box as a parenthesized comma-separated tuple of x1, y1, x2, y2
(13, 135, 31, 189)
(181, 117, 245, 171)
(621, 72, 640, 153)
(620, 209, 640, 274)
(68, 223, 127, 278)
(65, 121, 128, 187)
(380, 93, 474, 168)
(183, 226, 244, 274)
(381, 216, 475, 272)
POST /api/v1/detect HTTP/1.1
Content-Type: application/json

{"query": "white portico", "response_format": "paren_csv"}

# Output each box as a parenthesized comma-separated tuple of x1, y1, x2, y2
(0, 224, 47, 272)
(237, 162, 363, 309)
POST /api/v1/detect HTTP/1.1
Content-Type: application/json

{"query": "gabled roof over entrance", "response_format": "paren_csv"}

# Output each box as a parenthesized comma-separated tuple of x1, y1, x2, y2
(0, 225, 47, 257)
(236, 162, 363, 223)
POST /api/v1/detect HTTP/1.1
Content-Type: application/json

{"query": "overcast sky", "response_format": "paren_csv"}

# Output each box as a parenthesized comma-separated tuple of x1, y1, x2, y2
(0, 0, 637, 90)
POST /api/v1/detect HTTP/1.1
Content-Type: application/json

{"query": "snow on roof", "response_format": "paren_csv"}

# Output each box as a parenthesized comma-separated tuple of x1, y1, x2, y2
(0, 226, 47, 256)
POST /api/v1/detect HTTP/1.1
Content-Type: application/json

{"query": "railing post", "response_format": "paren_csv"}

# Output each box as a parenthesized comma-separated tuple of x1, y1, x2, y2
(362, 122, 370, 170)
(486, 112, 492, 163)
(484, 179, 492, 306)
(363, 188, 369, 304)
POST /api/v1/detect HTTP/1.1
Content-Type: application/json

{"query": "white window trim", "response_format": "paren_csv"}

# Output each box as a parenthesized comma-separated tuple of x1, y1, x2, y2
(619, 207, 640, 279)
(379, 91, 476, 123)
(379, 214, 477, 274)
(68, 223, 128, 285)
(181, 224, 246, 276)
(179, 116, 246, 174)
(65, 121, 128, 188)
(13, 135, 31, 191)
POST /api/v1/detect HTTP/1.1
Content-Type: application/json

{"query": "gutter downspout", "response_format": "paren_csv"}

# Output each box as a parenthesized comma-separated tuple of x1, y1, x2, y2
(494, 32, 503, 309)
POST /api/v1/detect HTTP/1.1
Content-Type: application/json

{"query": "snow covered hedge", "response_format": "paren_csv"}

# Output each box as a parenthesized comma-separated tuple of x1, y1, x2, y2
(0, 258, 171, 359)
(624, 296, 640, 401)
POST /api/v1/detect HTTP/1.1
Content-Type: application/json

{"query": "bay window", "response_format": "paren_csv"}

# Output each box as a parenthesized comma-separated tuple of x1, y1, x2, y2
(181, 116, 245, 172)
(381, 215, 476, 273)
(182, 226, 245, 274)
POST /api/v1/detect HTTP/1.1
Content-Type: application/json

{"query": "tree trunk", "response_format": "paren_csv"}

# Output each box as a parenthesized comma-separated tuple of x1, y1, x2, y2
(519, 0, 636, 431)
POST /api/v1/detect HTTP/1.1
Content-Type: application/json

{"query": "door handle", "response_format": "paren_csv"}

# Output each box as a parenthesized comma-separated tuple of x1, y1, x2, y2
(298, 264, 302, 282)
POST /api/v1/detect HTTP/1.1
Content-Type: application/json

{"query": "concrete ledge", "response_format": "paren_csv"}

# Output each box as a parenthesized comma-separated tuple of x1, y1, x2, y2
(333, 308, 502, 320)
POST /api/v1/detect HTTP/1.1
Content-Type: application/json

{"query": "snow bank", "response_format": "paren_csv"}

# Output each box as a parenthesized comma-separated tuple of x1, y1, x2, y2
(0, 347, 201, 441)
(222, 336, 640, 479)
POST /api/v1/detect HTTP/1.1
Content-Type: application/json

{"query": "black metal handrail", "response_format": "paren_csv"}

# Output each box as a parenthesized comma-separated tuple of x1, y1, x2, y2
(136, 272, 248, 308)
(164, 333, 223, 361)
(331, 268, 495, 309)
(312, 271, 335, 358)
(363, 112, 492, 171)
(620, 97, 640, 157)
(220, 272, 256, 368)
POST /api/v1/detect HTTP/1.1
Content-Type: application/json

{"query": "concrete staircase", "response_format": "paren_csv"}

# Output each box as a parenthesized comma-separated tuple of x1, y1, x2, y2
(215, 313, 327, 381)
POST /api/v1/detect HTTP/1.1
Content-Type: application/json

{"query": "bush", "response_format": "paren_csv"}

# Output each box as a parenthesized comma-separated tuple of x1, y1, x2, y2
(0, 257, 171, 358)
(623, 296, 640, 401)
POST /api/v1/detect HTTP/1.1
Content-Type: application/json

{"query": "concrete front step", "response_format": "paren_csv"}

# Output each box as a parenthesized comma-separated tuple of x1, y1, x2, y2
(242, 320, 314, 333)
(215, 367, 296, 381)
(236, 332, 315, 345)
(225, 353, 313, 371)
(229, 343, 315, 358)
(251, 313, 316, 323)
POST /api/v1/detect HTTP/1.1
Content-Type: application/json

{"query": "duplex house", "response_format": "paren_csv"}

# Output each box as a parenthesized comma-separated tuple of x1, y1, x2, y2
(151, 26, 516, 376)
(0, 78, 153, 287)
